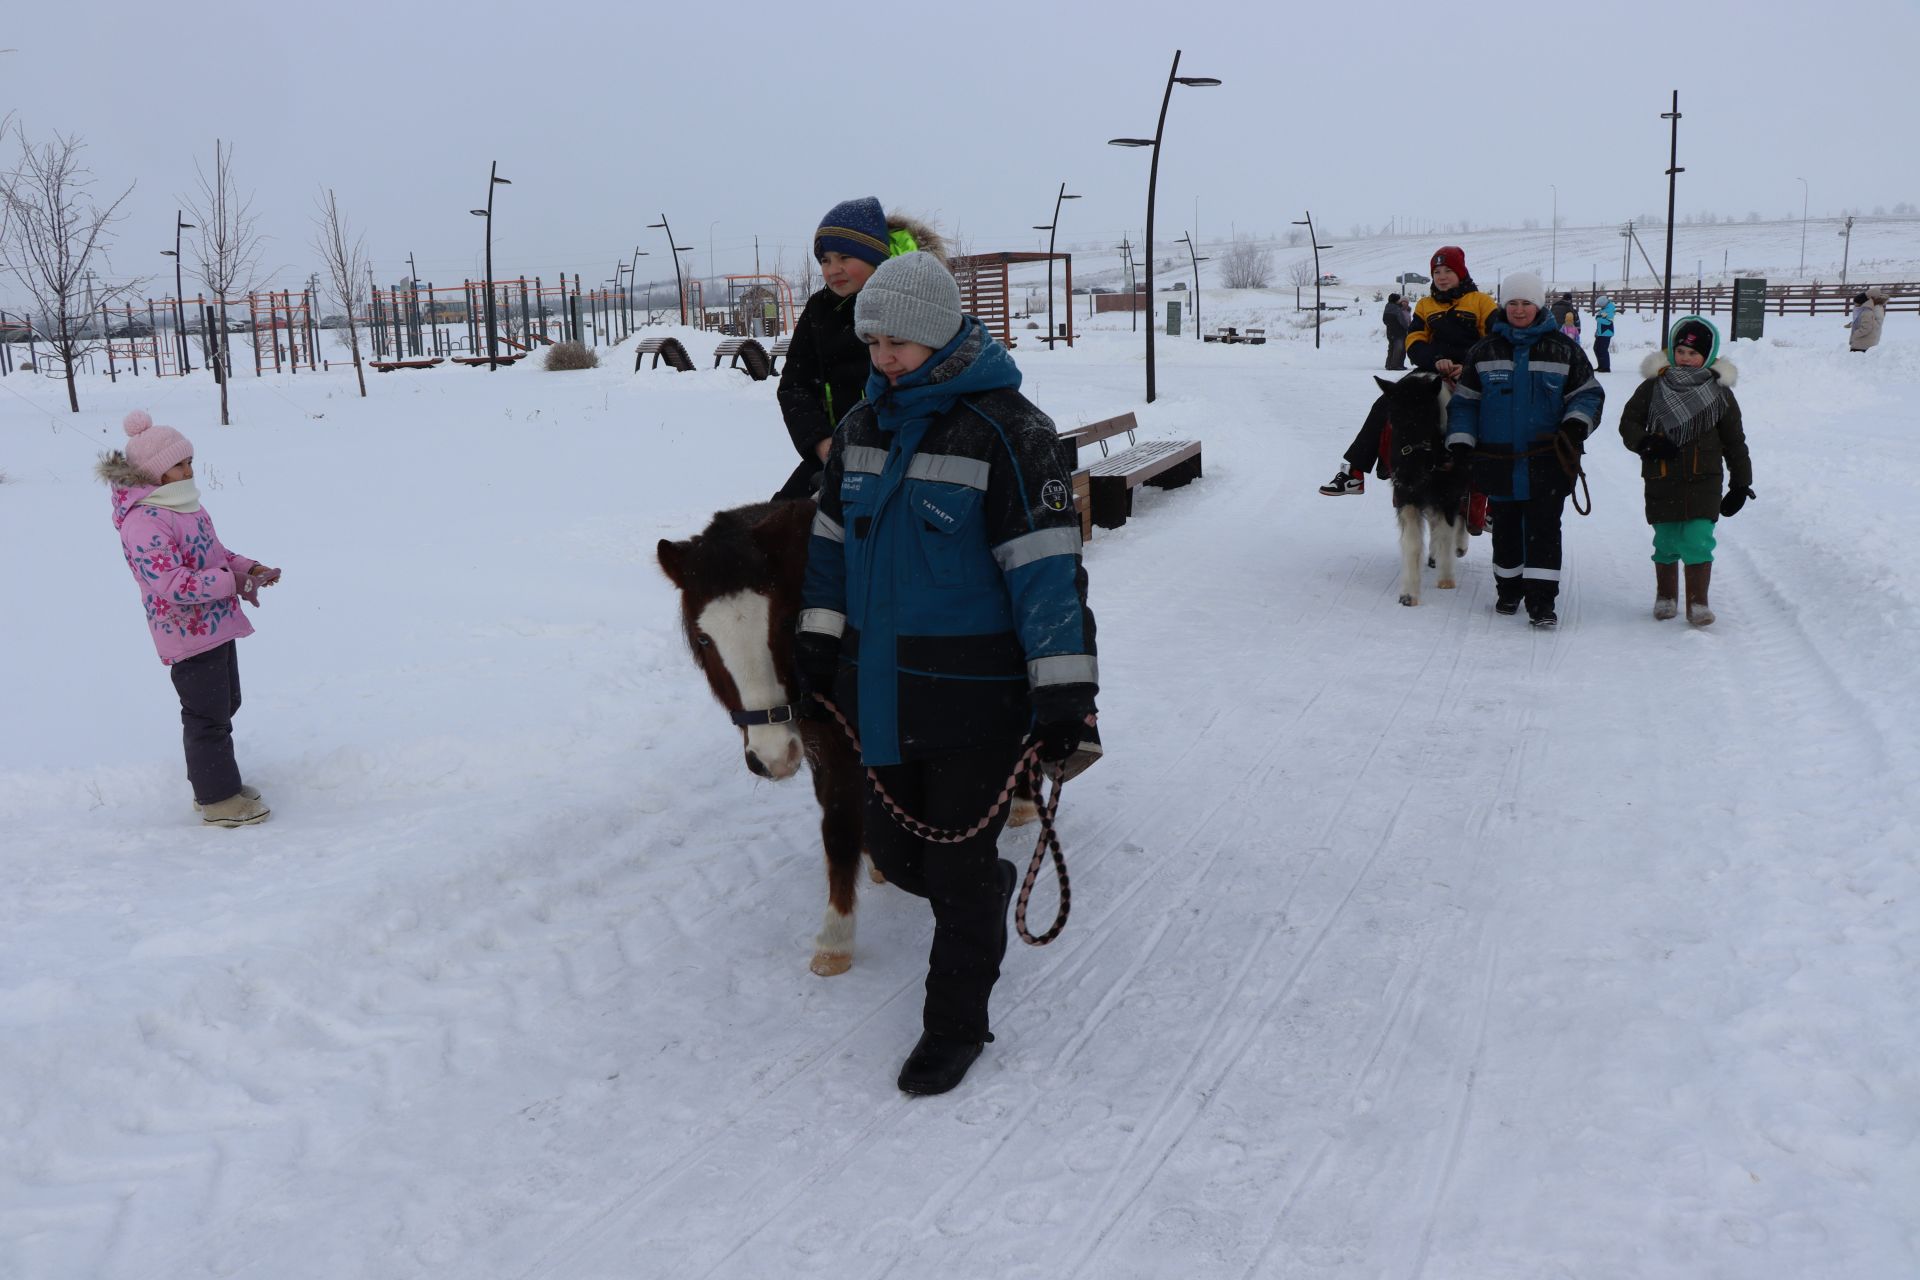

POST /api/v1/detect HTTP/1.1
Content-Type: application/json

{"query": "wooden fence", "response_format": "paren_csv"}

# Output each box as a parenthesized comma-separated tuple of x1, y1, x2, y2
(1584, 281, 1916, 316)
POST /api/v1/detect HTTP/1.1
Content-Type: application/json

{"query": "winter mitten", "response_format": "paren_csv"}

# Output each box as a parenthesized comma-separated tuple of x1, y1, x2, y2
(238, 575, 261, 607)
(1719, 485, 1754, 518)
(1030, 685, 1098, 764)
(1637, 434, 1680, 460)
(794, 632, 839, 706)
(1555, 422, 1587, 455)
(1446, 442, 1472, 467)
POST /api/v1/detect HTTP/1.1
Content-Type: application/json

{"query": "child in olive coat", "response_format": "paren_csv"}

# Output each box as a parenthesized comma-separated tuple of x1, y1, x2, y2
(1617, 316, 1753, 625)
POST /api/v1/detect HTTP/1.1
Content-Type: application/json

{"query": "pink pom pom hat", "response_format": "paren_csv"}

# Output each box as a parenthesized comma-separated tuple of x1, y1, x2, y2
(121, 408, 194, 482)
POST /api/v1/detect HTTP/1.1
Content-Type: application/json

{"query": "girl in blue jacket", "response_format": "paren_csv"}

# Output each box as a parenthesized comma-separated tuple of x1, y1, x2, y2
(797, 252, 1097, 1095)
(1445, 271, 1605, 628)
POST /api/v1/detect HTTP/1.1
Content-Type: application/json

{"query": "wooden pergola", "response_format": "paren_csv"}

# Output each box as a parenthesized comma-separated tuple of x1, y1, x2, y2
(950, 251, 1074, 348)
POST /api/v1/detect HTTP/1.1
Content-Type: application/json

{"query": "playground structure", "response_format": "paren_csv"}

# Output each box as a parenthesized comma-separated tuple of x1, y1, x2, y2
(368, 272, 675, 362)
(694, 274, 797, 337)
(951, 252, 1074, 348)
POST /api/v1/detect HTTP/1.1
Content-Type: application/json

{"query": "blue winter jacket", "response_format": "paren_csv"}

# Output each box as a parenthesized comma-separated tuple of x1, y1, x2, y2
(1595, 299, 1616, 338)
(1446, 311, 1605, 501)
(799, 318, 1096, 765)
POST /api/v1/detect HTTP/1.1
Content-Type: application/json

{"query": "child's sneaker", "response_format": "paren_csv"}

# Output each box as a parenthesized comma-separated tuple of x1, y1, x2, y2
(1318, 469, 1364, 496)
(200, 792, 271, 827)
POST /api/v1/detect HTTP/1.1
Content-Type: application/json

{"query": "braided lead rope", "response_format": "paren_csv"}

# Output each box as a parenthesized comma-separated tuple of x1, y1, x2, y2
(815, 696, 1071, 946)
(1013, 757, 1070, 945)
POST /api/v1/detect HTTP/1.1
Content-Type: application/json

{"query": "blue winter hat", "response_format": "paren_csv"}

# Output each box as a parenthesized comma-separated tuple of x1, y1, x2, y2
(815, 197, 890, 267)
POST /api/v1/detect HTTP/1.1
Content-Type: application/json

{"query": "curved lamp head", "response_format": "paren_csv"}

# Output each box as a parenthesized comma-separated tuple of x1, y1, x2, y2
(1109, 138, 1155, 148)
(470, 209, 489, 217)
(1062, 193, 1082, 199)
(160, 249, 177, 257)
(1174, 76, 1221, 87)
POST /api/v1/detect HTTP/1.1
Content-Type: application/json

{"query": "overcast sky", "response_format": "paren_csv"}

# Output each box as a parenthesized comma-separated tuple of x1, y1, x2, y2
(4, 0, 1915, 300)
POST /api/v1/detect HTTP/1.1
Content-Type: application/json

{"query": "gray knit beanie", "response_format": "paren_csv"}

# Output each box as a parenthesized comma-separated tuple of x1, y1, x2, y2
(854, 251, 963, 349)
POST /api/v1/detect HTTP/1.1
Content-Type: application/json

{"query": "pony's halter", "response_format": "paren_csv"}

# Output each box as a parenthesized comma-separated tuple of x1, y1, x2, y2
(729, 703, 803, 727)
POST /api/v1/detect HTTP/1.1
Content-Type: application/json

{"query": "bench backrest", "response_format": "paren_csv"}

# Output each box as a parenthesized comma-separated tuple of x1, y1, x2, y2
(1059, 412, 1138, 458)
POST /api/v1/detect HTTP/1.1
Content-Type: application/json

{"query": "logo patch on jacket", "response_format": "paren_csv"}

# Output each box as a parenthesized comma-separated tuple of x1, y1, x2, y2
(1041, 479, 1069, 512)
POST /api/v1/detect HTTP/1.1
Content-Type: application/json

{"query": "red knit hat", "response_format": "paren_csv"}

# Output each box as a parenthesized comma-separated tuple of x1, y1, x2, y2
(1430, 246, 1468, 278)
(121, 409, 194, 482)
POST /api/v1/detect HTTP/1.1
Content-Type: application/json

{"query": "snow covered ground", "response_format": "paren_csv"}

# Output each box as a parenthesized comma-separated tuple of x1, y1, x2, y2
(3, 280, 1917, 1279)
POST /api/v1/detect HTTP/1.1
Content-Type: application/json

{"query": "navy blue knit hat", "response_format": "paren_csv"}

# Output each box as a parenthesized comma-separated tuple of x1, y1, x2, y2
(815, 196, 890, 267)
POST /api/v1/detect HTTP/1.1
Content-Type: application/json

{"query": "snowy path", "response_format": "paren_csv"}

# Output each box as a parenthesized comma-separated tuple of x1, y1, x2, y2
(3, 317, 1916, 1278)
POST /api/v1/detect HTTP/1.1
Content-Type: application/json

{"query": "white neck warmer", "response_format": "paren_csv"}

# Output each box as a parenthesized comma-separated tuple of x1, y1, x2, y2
(139, 479, 201, 513)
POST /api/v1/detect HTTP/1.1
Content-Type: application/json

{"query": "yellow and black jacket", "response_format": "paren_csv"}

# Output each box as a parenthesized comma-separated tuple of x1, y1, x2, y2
(1406, 280, 1500, 372)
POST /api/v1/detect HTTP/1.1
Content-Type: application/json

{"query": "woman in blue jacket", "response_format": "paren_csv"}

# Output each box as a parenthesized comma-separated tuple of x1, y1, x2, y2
(1593, 293, 1616, 372)
(1444, 271, 1605, 628)
(797, 251, 1098, 1095)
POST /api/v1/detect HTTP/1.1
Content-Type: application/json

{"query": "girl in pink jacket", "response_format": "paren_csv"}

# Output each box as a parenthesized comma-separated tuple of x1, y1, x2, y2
(98, 410, 280, 827)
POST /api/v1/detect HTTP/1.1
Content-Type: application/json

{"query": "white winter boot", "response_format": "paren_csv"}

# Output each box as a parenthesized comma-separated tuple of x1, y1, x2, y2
(200, 791, 271, 827)
(194, 783, 261, 813)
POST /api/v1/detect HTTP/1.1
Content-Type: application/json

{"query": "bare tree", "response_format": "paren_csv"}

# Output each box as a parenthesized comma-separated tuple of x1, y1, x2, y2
(0, 124, 139, 411)
(1218, 237, 1275, 289)
(1286, 255, 1318, 288)
(311, 187, 369, 398)
(185, 139, 265, 424)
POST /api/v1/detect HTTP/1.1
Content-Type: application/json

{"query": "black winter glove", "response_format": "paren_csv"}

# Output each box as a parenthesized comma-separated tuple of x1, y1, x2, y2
(1555, 422, 1587, 455)
(1720, 485, 1755, 518)
(1030, 686, 1098, 764)
(794, 632, 840, 708)
(1637, 434, 1680, 460)
(1446, 442, 1472, 467)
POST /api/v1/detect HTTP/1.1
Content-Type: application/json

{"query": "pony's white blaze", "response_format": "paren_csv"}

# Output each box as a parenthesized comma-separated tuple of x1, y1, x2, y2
(697, 591, 803, 779)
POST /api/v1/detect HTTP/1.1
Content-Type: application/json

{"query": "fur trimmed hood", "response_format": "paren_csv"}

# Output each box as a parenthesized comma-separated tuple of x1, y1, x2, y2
(1639, 349, 1738, 389)
(888, 214, 948, 267)
(97, 449, 155, 488)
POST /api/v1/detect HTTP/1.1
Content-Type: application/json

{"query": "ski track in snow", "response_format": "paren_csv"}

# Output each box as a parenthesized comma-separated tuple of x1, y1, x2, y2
(3, 296, 1918, 1280)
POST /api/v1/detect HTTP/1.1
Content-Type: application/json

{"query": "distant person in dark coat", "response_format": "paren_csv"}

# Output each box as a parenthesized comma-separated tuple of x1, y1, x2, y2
(773, 198, 946, 499)
(1383, 293, 1409, 369)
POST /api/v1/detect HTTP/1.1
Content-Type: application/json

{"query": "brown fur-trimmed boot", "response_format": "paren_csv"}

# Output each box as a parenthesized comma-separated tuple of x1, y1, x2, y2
(1654, 562, 1679, 620)
(1685, 562, 1715, 627)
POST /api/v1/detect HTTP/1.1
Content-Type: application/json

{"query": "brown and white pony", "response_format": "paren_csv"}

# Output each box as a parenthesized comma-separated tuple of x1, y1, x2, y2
(656, 500, 868, 976)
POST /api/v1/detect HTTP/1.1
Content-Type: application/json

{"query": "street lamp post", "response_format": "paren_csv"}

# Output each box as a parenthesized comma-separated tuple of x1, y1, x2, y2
(1659, 90, 1684, 345)
(1839, 215, 1855, 286)
(1108, 49, 1220, 404)
(708, 219, 720, 293)
(1796, 177, 1809, 276)
(160, 210, 196, 373)
(648, 216, 693, 325)
(1032, 182, 1080, 347)
(1292, 213, 1333, 349)
(1550, 183, 1558, 290)
(1175, 232, 1208, 340)
(469, 161, 512, 370)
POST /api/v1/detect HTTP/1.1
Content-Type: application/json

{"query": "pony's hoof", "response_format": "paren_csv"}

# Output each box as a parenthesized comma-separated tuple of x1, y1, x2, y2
(1399, 594, 1417, 606)
(810, 951, 853, 976)
(1007, 796, 1039, 828)
(1438, 579, 1457, 589)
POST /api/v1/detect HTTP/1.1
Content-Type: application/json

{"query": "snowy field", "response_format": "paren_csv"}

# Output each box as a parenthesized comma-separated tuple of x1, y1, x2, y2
(2, 264, 1917, 1278)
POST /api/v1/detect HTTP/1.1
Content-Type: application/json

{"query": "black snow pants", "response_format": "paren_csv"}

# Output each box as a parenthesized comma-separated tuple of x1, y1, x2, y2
(1593, 335, 1612, 373)
(865, 741, 1023, 1043)
(170, 640, 243, 804)
(1384, 336, 1406, 370)
(1489, 493, 1568, 614)
(1343, 394, 1392, 475)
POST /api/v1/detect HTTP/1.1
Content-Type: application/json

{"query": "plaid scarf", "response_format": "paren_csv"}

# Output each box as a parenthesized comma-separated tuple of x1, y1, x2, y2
(1647, 365, 1727, 448)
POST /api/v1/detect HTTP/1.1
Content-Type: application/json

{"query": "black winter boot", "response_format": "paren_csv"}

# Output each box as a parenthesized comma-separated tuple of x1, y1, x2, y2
(898, 1032, 986, 1095)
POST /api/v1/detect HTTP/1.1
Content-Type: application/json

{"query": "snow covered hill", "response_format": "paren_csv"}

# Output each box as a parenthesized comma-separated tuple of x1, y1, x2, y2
(2, 308, 1916, 1279)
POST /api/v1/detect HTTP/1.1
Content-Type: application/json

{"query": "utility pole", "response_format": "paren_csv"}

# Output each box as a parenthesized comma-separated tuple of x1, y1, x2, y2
(1620, 220, 1633, 290)
(1839, 215, 1855, 285)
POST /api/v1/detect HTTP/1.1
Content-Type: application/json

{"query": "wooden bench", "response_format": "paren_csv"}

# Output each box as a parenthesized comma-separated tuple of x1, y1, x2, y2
(1085, 440, 1204, 529)
(768, 336, 791, 372)
(450, 352, 527, 367)
(712, 336, 772, 380)
(633, 335, 693, 372)
(1057, 411, 1204, 530)
(1205, 326, 1267, 345)
(368, 357, 443, 372)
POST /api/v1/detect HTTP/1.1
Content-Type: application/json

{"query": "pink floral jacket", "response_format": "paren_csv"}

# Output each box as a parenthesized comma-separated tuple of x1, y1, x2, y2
(98, 452, 256, 665)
